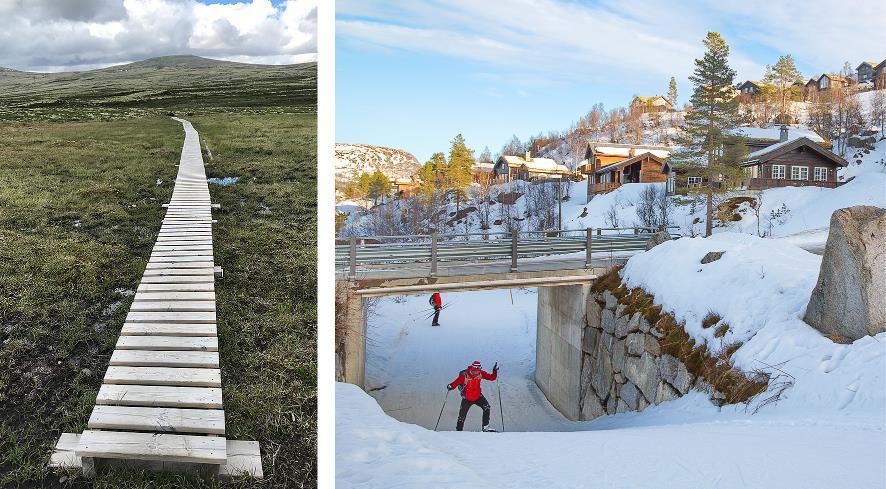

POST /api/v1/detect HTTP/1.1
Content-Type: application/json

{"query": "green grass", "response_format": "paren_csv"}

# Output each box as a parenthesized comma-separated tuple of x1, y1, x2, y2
(0, 59, 316, 488)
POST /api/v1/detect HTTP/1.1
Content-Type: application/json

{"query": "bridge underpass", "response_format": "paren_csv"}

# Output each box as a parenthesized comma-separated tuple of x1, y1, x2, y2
(335, 227, 679, 399)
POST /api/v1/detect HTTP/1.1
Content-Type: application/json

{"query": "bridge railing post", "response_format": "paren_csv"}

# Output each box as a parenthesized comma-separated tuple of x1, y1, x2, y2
(510, 232, 518, 272)
(430, 233, 438, 277)
(585, 228, 592, 268)
(349, 235, 357, 280)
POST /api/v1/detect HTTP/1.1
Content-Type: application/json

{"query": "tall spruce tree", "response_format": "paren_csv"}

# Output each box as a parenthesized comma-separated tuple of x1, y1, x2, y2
(446, 134, 476, 213)
(763, 54, 802, 123)
(670, 32, 745, 237)
(418, 152, 447, 197)
(667, 76, 678, 108)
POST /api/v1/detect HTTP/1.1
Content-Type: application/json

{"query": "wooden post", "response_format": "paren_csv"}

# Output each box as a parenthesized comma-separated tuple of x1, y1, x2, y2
(510, 233, 518, 272)
(430, 233, 438, 277)
(349, 236, 357, 280)
(585, 228, 592, 268)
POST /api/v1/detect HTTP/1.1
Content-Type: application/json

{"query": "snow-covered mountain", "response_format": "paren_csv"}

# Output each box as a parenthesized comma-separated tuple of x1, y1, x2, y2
(335, 143, 421, 197)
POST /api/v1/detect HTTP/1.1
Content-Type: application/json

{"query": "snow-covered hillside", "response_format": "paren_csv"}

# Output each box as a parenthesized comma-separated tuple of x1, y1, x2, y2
(335, 143, 421, 197)
(338, 232, 886, 488)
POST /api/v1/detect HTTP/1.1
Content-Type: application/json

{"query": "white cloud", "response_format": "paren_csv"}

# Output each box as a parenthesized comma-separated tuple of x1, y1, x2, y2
(337, 0, 883, 89)
(0, 0, 317, 71)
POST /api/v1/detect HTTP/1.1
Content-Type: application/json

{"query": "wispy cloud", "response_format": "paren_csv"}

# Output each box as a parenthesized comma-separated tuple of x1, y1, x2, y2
(0, 0, 317, 71)
(337, 0, 884, 87)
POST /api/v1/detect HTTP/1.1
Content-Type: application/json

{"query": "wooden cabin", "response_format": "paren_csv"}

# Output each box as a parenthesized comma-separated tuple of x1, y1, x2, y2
(740, 137, 847, 190)
(629, 95, 674, 114)
(857, 61, 878, 84)
(395, 177, 421, 198)
(732, 125, 830, 152)
(876, 60, 886, 89)
(493, 152, 572, 182)
(816, 73, 852, 92)
(586, 152, 672, 201)
(472, 162, 495, 185)
(737, 80, 764, 96)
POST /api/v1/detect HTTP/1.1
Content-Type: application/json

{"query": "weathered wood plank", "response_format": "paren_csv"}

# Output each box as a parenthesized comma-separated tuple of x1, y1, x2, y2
(110, 350, 219, 368)
(88, 406, 225, 435)
(137, 282, 215, 292)
(143, 268, 216, 277)
(96, 385, 223, 408)
(125, 311, 216, 323)
(133, 291, 215, 302)
(116, 336, 218, 351)
(104, 366, 221, 387)
(121, 323, 217, 337)
(140, 275, 215, 284)
(76, 430, 227, 465)
(218, 440, 263, 478)
(129, 300, 216, 312)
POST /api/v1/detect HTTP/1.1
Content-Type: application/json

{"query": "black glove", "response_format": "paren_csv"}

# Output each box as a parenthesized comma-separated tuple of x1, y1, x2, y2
(447, 383, 453, 391)
(493, 362, 499, 373)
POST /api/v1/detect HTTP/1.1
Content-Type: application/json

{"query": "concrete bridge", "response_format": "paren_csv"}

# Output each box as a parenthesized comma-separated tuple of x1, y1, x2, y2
(336, 227, 679, 388)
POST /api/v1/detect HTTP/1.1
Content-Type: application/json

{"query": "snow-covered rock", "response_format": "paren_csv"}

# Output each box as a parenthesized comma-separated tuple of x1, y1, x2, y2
(804, 206, 886, 341)
(335, 143, 421, 199)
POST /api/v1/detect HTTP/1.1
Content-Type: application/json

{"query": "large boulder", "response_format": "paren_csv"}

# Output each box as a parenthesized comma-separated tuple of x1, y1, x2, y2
(804, 206, 886, 341)
(645, 230, 672, 250)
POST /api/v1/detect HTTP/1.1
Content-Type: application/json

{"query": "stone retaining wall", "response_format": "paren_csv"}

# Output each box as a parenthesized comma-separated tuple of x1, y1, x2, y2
(579, 289, 702, 420)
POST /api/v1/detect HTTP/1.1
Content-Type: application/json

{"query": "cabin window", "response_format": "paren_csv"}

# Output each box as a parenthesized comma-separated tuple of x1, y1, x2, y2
(819, 78, 829, 90)
(771, 165, 785, 179)
(667, 173, 675, 193)
(814, 167, 828, 181)
(791, 166, 809, 180)
(687, 176, 702, 186)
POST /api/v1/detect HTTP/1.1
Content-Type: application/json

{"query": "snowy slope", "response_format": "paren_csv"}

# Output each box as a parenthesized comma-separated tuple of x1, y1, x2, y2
(335, 143, 421, 199)
(339, 233, 886, 488)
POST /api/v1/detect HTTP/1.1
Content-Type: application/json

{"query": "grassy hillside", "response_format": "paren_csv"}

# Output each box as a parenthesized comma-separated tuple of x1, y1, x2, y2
(0, 55, 316, 120)
(0, 57, 316, 488)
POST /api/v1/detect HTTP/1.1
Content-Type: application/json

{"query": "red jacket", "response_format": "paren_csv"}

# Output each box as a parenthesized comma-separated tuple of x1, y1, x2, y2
(448, 367, 496, 401)
(431, 292, 442, 308)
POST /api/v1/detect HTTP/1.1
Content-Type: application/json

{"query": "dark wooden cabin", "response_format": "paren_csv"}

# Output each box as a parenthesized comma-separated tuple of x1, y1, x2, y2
(740, 137, 847, 190)
(588, 152, 671, 198)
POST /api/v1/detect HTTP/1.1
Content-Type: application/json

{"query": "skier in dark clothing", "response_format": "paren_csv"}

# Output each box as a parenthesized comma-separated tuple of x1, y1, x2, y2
(447, 360, 499, 431)
(429, 292, 442, 326)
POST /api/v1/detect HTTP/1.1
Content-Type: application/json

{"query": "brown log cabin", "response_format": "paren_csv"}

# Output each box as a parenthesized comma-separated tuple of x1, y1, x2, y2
(740, 136, 847, 190)
(582, 143, 673, 201)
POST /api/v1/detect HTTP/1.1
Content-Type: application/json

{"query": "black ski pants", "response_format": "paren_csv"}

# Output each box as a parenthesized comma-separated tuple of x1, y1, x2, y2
(432, 307, 441, 325)
(456, 394, 491, 431)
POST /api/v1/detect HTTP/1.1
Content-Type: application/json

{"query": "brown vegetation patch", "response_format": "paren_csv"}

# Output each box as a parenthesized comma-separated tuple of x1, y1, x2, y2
(716, 196, 756, 222)
(714, 323, 730, 338)
(496, 191, 524, 205)
(701, 311, 721, 329)
(594, 266, 769, 405)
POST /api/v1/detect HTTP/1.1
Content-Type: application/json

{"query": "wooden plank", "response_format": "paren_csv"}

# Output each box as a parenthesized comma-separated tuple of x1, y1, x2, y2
(76, 430, 227, 465)
(137, 282, 215, 292)
(152, 241, 214, 248)
(125, 311, 216, 323)
(110, 350, 219, 368)
(133, 291, 215, 302)
(218, 440, 263, 478)
(116, 336, 218, 351)
(121, 323, 217, 337)
(129, 301, 215, 312)
(50, 433, 82, 468)
(143, 268, 215, 277)
(88, 406, 225, 435)
(144, 263, 215, 271)
(104, 366, 221, 387)
(140, 275, 215, 284)
(96, 384, 223, 408)
(152, 245, 214, 252)
(156, 236, 213, 242)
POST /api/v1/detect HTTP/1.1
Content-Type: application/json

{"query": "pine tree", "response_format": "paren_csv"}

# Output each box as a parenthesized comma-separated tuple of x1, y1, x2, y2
(366, 170, 391, 206)
(670, 32, 746, 237)
(763, 54, 802, 123)
(446, 134, 476, 214)
(418, 152, 447, 196)
(667, 76, 678, 108)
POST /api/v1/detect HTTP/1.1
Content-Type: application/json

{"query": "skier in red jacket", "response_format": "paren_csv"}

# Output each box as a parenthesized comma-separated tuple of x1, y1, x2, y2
(429, 292, 442, 326)
(447, 360, 498, 431)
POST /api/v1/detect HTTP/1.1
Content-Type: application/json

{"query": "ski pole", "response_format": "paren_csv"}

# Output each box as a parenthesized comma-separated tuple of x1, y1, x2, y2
(496, 367, 505, 432)
(434, 389, 450, 432)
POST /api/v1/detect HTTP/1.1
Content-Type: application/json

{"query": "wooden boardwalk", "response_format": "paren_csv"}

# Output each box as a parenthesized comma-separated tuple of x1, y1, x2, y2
(51, 118, 261, 478)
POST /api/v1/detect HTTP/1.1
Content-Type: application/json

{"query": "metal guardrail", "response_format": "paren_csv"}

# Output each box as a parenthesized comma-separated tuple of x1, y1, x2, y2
(336, 227, 680, 278)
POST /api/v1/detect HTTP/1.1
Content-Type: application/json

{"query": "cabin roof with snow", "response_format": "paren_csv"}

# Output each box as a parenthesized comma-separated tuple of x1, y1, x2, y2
(737, 80, 763, 91)
(740, 137, 847, 167)
(472, 162, 495, 173)
(496, 155, 571, 174)
(857, 61, 878, 70)
(731, 126, 825, 144)
(593, 152, 671, 174)
(584, 142, 672, 161)
(630, 95, 674, 110)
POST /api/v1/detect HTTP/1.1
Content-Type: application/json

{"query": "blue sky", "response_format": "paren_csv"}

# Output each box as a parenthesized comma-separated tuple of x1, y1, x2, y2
(336, 0, 885, 163)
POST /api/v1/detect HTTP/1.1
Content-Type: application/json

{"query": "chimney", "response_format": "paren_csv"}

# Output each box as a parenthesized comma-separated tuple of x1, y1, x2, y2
(525, 150, 532, 162)
(779, 125, 789, 142)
